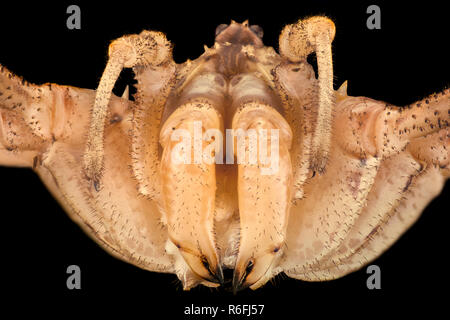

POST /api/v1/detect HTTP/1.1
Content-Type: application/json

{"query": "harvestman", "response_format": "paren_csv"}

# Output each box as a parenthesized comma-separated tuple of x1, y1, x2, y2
(0, 17, 448, 291)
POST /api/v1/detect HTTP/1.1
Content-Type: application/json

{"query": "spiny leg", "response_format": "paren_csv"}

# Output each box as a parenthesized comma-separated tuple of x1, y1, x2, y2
(377, 89, 449, 158)
(317, 128, 449, 280)
(159, 102, 224, 285)
(290, 90, 449, 280)
(301, 129, 448, 280)
(333, 88, 449, 161)
(273, 60, 319, 201)
(288, 165, 445, 281)
(0, 64, 107, 167)
(83, 31, 172, 189)
(0, 66, 51, 166)
(130, 63, 175, 201)
(279, 16, 336, 173)
(408, 128, 449, 177)
(231, 102, 293, 292)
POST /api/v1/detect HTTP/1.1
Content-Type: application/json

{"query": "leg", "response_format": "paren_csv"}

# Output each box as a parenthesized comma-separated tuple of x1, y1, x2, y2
(379, 89, 449, 158)
(83, 30, 173, 190)
(130, 62, 176, 200)
(302, 127, 448, 280)
(279, 16, 336, 173)
(334, 88, 449, 160)
(231, 102, 294, 291)
(319, 128, 448, 280)
(0, 65, 51, 166)
(0, 65, 122, 168)
(287, 165, 445, 281)
(284, 90, 448, 281)
(408, 128, 449, 177)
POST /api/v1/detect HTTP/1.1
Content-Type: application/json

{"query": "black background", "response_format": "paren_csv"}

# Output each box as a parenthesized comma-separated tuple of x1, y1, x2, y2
(0, 0, 448, 317)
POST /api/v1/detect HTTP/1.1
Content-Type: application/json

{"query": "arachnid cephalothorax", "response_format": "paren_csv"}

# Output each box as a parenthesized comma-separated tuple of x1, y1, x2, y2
(0, 17, 448, 292)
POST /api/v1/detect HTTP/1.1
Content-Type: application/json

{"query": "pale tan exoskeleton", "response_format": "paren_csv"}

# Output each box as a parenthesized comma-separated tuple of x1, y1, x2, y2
(0, 17, 448, 292)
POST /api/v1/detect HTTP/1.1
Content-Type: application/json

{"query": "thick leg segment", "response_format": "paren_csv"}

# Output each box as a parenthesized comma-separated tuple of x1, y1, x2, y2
(293, 166, 444, 281)
(130, 62, 176, 200)
(279, 17, 336, 173)
(1, 65, 127, 168)
(408, 128, 449, 176)
(159, 102, 224, 286)
(284, 112, 448, 281)
(376, 89, 449, 158)
(292, 151, 422, 280)
(0, 65, 51, 166)
(334, 89, 449, 160)
(83, 31, 173, 189)
(231, 102, 293, 291)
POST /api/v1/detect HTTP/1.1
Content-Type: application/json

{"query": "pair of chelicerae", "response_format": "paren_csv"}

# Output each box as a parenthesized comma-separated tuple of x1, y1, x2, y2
(0, 17, 448, 291)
